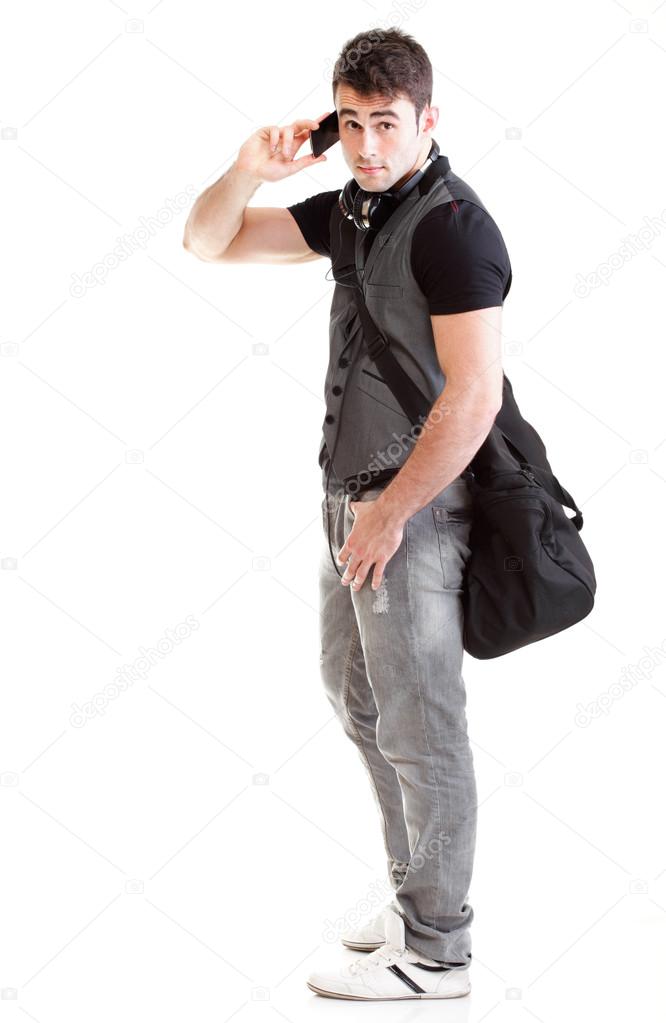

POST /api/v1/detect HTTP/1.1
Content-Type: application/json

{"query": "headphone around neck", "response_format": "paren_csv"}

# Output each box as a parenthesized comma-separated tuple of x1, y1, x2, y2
(337, 138, 440, 232)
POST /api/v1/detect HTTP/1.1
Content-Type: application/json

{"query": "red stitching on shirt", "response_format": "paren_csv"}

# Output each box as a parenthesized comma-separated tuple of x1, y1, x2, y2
(451, 199, 459, 213)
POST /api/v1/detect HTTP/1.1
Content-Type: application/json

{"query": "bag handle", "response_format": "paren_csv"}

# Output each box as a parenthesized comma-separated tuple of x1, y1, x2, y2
(501, 434, 584, 529)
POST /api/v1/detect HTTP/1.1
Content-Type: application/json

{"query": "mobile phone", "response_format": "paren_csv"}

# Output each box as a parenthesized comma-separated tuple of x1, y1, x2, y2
(310, 110, 340, 158)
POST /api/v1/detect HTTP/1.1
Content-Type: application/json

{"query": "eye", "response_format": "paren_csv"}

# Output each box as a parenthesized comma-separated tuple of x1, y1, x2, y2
(343, 120, 395, 130)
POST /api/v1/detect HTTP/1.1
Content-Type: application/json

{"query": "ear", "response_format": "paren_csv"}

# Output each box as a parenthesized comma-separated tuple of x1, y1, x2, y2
(423, 105, 439, 133)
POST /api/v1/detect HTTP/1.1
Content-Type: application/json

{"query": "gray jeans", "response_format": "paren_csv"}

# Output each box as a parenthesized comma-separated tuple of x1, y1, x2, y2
(318, 474, 477, 968)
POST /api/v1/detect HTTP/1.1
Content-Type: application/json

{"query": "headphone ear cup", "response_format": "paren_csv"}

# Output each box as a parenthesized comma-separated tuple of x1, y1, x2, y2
(352, 186, 367, 230)
(340, 163, 431, 231)
(367, 194, 398, 231)
(341, 178, 357, 218)
(340, 178, 370, 231)
(354, 190, 395, 231)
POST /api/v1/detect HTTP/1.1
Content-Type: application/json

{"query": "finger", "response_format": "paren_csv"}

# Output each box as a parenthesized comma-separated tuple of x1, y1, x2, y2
(293, 119, 322, 135)
(371, 561, 387, 590)
(269, 125, 279, 152)
(293, 114, 330, 131)
(288, 154, 327, 173)
(341, 562, 355, 586)
(341, 556, 362, 586)
(288, 115, 330, 148)
(350, 566, 369, 590)
(281, 124, 296, 157)
(291, 126, 314, 152)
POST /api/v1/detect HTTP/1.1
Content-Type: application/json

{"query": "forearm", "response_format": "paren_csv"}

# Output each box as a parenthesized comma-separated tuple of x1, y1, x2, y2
(375, 383, 499, 525)
(183, 163, 262, 260)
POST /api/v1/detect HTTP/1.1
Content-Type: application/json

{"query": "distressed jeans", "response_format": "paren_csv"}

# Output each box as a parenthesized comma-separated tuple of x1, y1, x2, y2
(318, 473, 477, 968)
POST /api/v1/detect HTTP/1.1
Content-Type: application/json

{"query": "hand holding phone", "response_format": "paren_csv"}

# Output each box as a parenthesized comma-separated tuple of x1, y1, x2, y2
(236, 112, 331, 184)
(310, 110, 340, 158)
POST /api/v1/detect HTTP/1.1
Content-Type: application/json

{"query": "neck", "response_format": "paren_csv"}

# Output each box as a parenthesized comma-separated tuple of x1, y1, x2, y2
(392, 138, 433, 191)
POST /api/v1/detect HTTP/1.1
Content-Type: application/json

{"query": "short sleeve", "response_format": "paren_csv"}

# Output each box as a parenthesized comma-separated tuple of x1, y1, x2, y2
(411, 200, 512, 315)
(286, 190, 339, 259)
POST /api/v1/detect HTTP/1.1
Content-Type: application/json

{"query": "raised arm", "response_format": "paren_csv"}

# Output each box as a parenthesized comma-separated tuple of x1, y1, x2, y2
(183, 113, 331, 264)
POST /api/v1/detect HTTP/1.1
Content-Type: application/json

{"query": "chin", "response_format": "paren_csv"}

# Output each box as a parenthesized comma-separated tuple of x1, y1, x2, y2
(355, 171, 389, 189)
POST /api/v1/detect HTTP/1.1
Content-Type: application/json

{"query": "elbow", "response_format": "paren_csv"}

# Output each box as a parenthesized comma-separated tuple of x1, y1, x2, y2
(485, 398, 502, 421)
(182, 229, 204, 258)
(182, 228, 197, 256)
(182, 220, 210, 260)
(182, 233, 225, 263)
(444, 379, 502, 423)
(481, 401, 501, 427)
(473, 382, 503, 424)
(466, 393, 501, 432)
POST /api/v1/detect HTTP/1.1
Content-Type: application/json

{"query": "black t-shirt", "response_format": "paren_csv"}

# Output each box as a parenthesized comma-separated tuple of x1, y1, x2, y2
(286, 190, 512, 314)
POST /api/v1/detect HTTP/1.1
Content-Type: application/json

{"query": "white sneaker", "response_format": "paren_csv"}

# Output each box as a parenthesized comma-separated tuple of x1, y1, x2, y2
(339, 899, 399, 951)
(308, 905, 471, 1001)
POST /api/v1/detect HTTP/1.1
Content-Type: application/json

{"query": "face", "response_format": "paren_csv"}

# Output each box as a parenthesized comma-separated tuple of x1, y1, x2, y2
(334, 86, 438, 192)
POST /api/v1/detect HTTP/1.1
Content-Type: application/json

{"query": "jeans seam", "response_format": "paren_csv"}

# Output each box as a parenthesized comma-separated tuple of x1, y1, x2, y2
(431, 508, 448, 588)
(342, 621, 397, 866)
(406, 513, 445, 936)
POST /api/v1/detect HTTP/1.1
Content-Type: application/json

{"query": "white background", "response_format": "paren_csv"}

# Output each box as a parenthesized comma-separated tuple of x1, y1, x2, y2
(1, 1, 665, 1020)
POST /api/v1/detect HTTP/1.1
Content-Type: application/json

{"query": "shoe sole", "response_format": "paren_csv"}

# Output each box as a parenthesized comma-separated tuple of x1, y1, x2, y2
(307, 981, 471, 1000)
(340, 939, 384, 951)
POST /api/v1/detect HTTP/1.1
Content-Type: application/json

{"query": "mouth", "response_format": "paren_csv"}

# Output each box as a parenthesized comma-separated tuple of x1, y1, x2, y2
(358, 166, 384, 174)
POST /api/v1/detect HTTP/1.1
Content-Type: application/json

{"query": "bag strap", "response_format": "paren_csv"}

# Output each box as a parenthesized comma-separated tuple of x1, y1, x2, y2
(351, 283, 431, 425)
(352, 280, 585, 531)
(501, 435, 584, 528)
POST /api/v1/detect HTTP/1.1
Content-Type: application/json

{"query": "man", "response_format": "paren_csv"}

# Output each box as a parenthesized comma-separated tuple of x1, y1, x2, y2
(184, 27, 511, 1002)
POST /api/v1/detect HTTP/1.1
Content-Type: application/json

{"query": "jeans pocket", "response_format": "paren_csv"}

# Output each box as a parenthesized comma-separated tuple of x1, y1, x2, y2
(438, 476, 474, 513)
(432, 504, 473, 591)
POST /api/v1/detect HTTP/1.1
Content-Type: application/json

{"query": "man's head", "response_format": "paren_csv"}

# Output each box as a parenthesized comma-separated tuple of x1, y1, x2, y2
(331, 27, 438, 193)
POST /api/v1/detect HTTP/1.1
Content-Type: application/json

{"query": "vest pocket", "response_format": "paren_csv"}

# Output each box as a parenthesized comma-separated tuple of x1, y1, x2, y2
(365, 283, 404, 299)
(356, 368, 413, 421)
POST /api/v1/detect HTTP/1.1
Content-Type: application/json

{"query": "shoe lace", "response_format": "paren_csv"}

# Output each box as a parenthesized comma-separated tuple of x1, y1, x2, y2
(348, 943, 403, 976)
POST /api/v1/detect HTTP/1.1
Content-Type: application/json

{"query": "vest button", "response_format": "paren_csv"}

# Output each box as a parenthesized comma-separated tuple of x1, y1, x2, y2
(339, 356, 349, 368)
(325, 413, 335, 424)
(332, 385, 342, 396)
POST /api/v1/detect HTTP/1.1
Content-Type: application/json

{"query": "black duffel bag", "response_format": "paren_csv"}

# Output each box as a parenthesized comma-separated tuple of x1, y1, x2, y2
(461, 393, 597, 658)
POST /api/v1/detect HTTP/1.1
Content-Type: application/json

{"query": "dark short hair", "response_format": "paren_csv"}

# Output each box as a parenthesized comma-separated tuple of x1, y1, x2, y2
(331, 27, 433, 127)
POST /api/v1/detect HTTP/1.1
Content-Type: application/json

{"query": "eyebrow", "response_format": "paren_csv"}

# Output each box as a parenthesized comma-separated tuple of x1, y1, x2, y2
(338, 108, 401, 120)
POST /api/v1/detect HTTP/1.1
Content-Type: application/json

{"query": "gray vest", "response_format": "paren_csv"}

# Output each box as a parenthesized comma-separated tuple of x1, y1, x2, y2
(320, 159, 493, 495)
